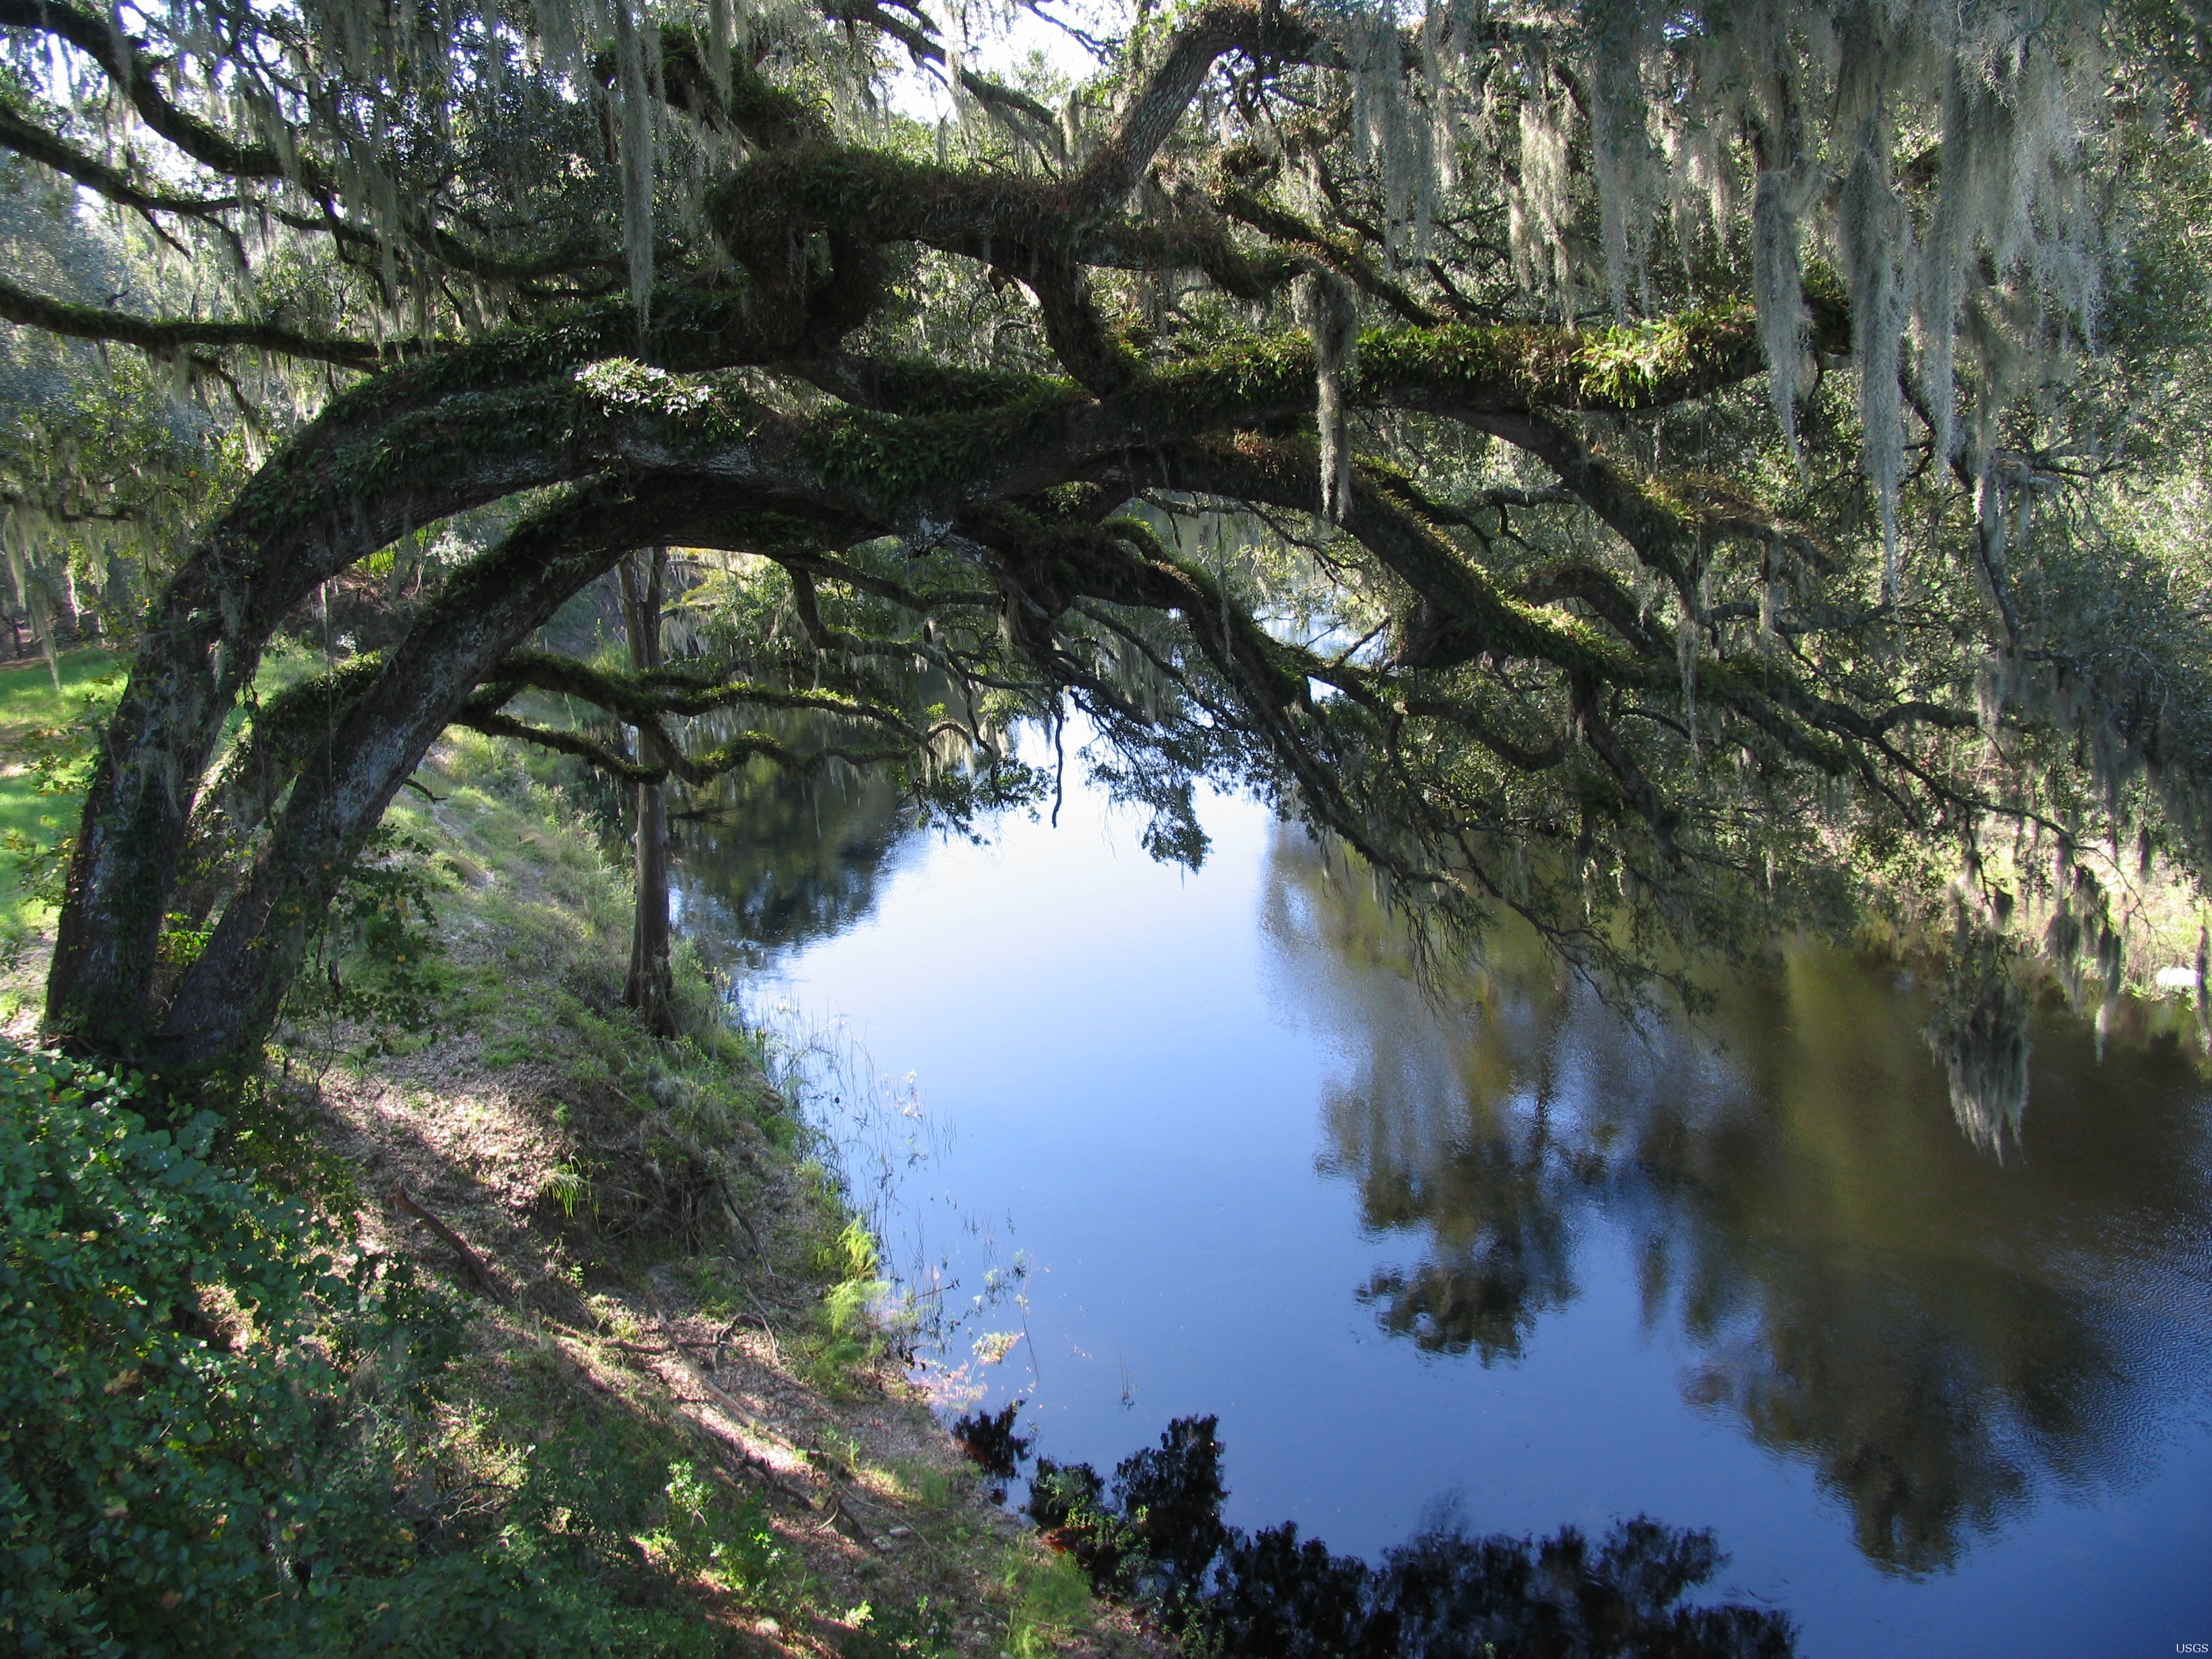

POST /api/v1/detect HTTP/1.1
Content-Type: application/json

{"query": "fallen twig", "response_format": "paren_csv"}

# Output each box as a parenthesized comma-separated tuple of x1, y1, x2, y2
(391, 1188, 508, 1305)
(598, 1336, 674, 1355)
(739, 1292, 783, 1365)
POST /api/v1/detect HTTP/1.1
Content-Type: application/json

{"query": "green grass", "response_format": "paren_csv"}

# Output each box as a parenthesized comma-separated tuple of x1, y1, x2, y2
(0, 647, 119, 725)
(0, 642, 342, 947)
(0, 647, 121, 925)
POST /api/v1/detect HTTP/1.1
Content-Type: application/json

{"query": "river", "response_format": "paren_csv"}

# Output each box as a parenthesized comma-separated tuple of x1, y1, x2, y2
(671, 758, 2212, 1658)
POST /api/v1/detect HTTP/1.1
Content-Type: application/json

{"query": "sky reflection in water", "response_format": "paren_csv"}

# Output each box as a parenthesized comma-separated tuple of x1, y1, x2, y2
(672, 768, 2212, 1658)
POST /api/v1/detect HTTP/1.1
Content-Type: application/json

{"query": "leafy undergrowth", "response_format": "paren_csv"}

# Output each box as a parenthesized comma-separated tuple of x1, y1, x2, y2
(2, 729, 1160, 1658)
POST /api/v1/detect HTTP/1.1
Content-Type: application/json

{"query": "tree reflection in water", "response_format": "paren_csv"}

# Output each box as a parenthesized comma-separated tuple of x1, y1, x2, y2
(1264, 827, 2212, 1578)
(668, 718, 913, 966)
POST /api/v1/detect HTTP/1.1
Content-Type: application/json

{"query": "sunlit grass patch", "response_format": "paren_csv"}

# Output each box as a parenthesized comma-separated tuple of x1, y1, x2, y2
(0, 647, 119, 933)
(881, 1456, 958, 1511)
(1002, 1552, 1097, 1659)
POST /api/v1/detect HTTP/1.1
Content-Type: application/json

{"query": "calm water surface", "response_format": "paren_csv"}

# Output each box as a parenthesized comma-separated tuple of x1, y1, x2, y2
(672, 769, 2212, 1658)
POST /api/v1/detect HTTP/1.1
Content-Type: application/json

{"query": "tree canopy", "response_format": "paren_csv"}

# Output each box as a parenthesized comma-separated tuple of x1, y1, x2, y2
(7, 0, 2212, 1129)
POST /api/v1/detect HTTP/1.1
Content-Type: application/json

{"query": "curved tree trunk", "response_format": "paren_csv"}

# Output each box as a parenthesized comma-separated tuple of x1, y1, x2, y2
(41, 297, 781, 1063)
(619, 548, 676, 1037)
(146, 480, 718, 1077)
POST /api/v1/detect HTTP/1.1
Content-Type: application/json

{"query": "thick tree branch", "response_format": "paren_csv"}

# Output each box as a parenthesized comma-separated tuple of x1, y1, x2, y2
(456, 702, 913, 790)
(0, 98, 237, 217)
(1068, 0, 1336, 212)
(486, 648, 922, 737)
(150, 472, 743, 1066)
(0, 273, 388, 369)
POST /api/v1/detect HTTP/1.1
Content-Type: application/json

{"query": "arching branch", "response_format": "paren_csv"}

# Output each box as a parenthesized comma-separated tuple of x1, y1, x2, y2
(165, 657, 391, 945)
(457, 701, 914, 789)
(453, 705, 665, 784)
(0, 98, 238, 218)
(147, 472, 735, 1067)
(0, 273, 390, 370)
(484, 648, 923, 737)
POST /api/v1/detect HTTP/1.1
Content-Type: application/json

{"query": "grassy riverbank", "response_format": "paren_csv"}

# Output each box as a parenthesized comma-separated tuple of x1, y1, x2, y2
(1, 718, 1144, 1658)
(300, 728, 1149, 1654)
(9, 645, 2205, 1656)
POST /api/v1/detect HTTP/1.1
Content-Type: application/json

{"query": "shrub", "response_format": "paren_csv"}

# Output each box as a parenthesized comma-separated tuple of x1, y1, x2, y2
(0, 1038, 757, 1658)
(314, 1539, 729, 1659)
(0, 1042, 340, 1655)
(653, 1460, 789, 1598)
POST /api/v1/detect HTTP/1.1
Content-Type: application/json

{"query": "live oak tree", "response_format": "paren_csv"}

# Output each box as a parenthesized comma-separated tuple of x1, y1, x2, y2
(7, 0, 2212, 1143)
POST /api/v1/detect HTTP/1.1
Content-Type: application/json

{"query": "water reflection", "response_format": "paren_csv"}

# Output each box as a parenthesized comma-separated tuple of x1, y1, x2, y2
(1265, 828, 2212, 1578)
(671, 760, 911, 965)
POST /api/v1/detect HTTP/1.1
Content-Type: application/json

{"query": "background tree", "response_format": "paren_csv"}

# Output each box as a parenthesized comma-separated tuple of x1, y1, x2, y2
(0, 169, 245, 670)
(619, 546, 675, 1031)
(3, 0, 2209, 1124)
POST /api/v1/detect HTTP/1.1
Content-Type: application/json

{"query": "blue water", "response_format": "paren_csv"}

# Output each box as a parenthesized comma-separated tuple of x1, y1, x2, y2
(677, 770, 2212, 1658)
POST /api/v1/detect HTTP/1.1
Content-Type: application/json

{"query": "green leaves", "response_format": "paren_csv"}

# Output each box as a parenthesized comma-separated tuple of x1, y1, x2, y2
(0, 1042, 339, 1654)
(0, 1042, 695, 1658)
(282, 825, 454, 1052)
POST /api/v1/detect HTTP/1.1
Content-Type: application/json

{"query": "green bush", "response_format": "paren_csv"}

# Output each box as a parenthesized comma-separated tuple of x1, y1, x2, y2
(652, 1460, 792, 1600)
(838, 1594, 958, 1659)
(0, 1042, 340, 1655)
(0, 1040, 756, 1658)
(319, 1539, 730, 1659)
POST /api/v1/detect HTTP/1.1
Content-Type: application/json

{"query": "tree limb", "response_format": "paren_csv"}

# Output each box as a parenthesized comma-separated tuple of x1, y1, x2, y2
(0, 273, 389, 370)
(0, 98, 238, 218)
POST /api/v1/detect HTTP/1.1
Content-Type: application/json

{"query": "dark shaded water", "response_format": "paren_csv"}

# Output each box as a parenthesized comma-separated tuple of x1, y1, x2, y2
(673, 767, 2212, 1658)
